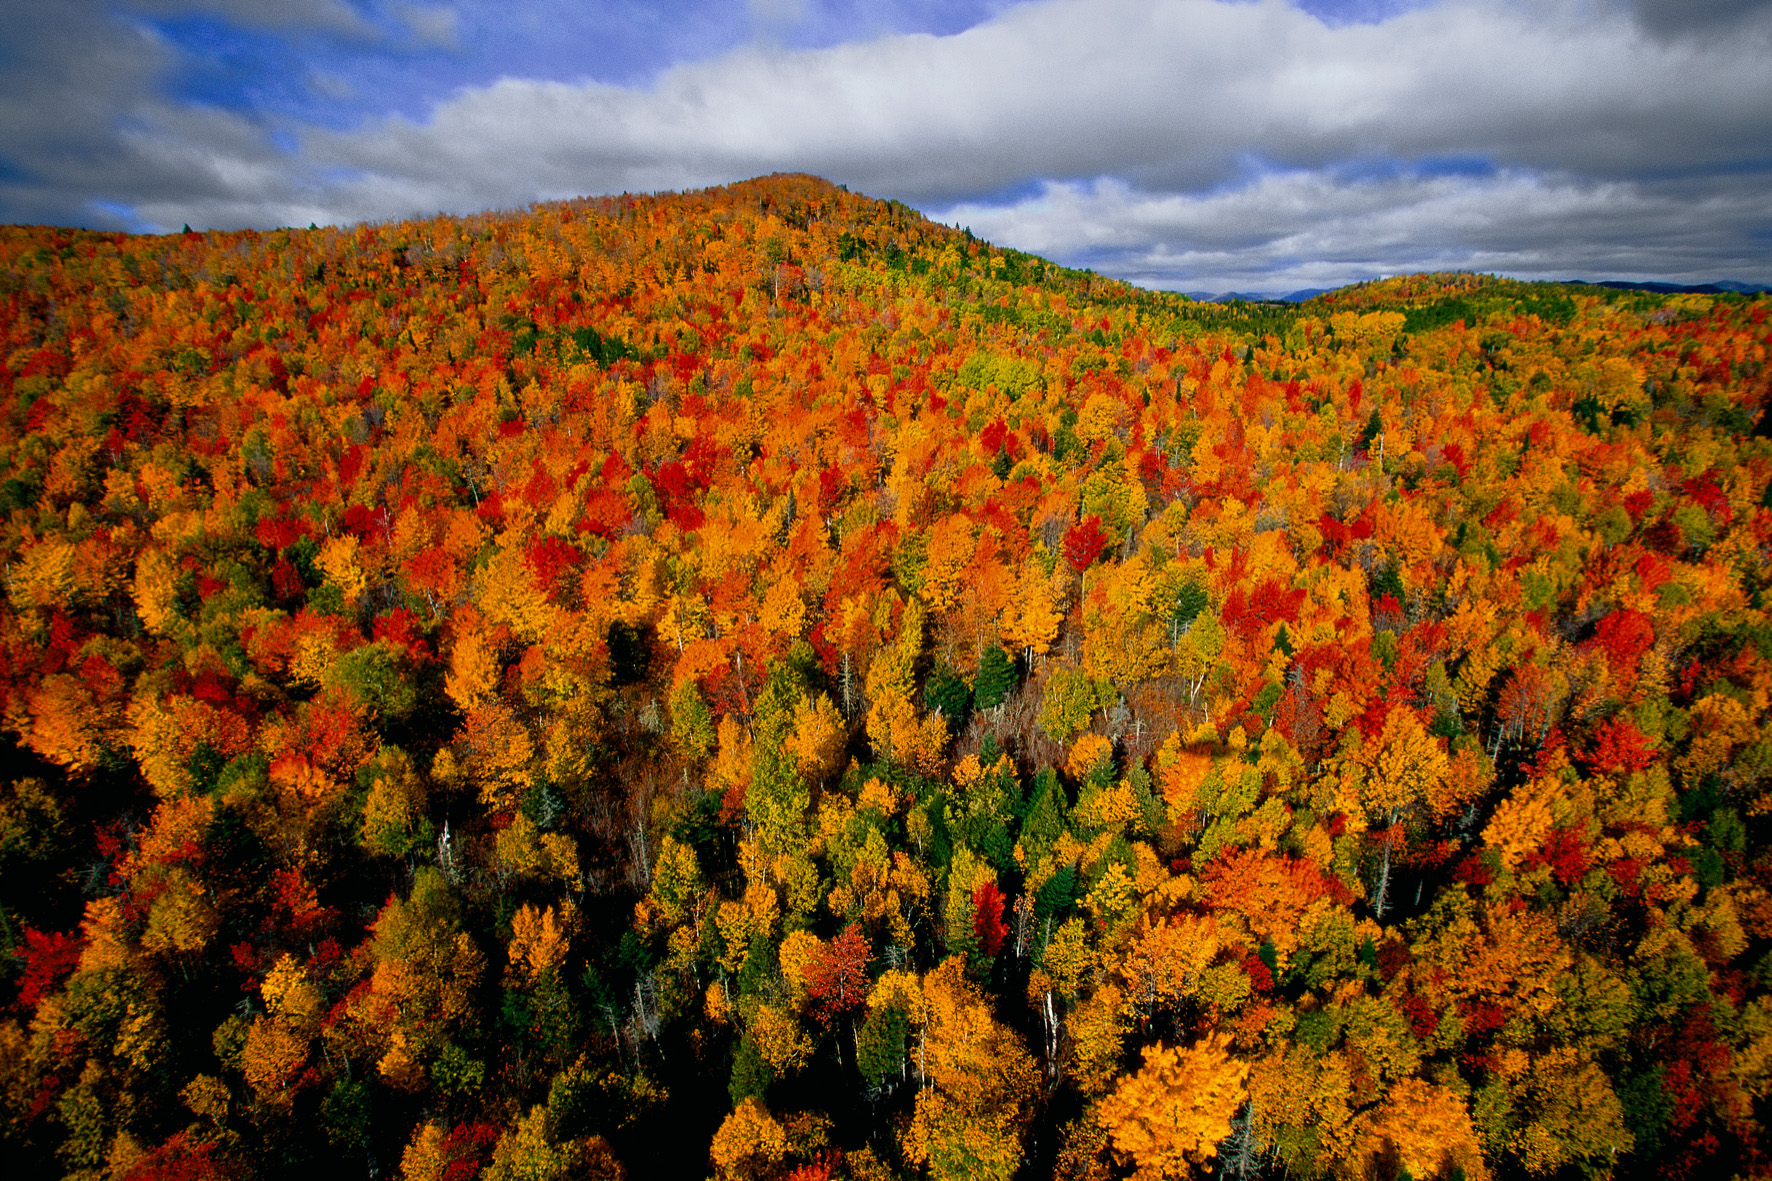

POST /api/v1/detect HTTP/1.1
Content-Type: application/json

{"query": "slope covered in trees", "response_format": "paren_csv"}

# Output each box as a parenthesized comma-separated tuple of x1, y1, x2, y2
(0, 173, 1769, 1180)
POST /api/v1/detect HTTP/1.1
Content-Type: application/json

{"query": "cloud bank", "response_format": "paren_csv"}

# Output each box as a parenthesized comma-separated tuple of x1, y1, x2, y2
(4, 0, 1769, 291)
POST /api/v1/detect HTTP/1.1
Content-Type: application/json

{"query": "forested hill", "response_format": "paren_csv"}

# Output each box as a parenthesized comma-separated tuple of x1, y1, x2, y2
(1, 173, 1770, 1180)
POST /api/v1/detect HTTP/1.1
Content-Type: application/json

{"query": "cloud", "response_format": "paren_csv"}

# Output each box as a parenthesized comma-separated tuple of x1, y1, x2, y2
(125, 0, 374, 35)
(290, 0, 1771, 210)
(3, 0, 1768, 288)
(931, 169, 1772, 291)
(1620, 0, 1772, 38)
(395, 4, 460, 47)
(748, 0, 812, 27)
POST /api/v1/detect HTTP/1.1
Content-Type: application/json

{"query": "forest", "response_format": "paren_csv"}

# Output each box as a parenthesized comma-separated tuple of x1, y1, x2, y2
(0, 172, 1768, 1180)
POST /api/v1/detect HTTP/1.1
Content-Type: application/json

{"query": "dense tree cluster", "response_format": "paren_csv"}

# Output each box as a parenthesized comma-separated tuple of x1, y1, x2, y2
(0, 173, 1769, 1179)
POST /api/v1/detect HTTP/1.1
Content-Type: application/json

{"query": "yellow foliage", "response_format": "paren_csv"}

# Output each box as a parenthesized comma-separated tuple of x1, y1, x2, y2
(1364, 1077, 1490, 1181)
(750, 1004, 812, 1075)
(1350, 707, 1450, 822)
(77, 895, 131, 974)
(1122, 914, 1222, 1005)
(24, 674, 110, 771)
(1511, 1046, 1634, 1174)
(648, 835, 705, 926)
(461, 699, 534, 813)
(1043, 917, 1096, 1001)
(712, 714, 753, 802)
(1097, 1034, 1249, 1179)
(715, 899, 758, 975)
(759, 575, 807, 638)
(508, 903, 570, 982)
(401, 1122, 452, 1181)
(1248, 1043, 1360, 1170)
(1066, 983, 1128, 1097)
(711, 1099, 788, 1181)
(262, 954, 322, 1027)
(140, 867, 218, 957)
(10, 537, 79, 612)
(1483, 787, 1559, 875)
(445, 631, 500, 713)
(484, 1103, 581, 1181)
(1678, 692, 1758, 782)
(1067, 733, 1115, 781)
(1002, 558, 1064, 659)
(777, 929, 823, 1003)
(920, 515, 975, 614)
(362, 746, 429, 856)
(317, 533, 368, 607)
(1159, 746, 1213, 821)
(242, 1011, 308, 1091)
(786, 693, 845, 786)
(181, 1074, 230, 1124)
(853, 780, 901, 828)
(903, 958, 1038, 1181)
(478, 542, 555, 643)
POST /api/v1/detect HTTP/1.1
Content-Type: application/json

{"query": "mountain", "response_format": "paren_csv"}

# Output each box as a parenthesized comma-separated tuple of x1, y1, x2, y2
(1184, 288, 1329, 303)
(0, 174, 1767, 1179)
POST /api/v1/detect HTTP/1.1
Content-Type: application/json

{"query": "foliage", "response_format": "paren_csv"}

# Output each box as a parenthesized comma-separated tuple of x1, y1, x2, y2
(0, 176, 1768, 1180)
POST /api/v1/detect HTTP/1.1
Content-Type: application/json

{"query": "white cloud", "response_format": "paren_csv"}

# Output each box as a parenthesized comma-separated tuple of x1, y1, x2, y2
(291, 0, 1771, 211)
(5, 0, 1769, 288)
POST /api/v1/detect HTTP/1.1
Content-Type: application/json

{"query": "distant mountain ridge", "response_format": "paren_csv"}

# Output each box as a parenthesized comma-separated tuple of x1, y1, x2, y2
(1188, 278, 1770, 304)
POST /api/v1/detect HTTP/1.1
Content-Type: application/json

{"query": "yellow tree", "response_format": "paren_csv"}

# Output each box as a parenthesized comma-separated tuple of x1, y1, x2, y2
(1096, 1034, 1249, 1179)
(1002, 556, 1064, 663)
(903, 958, 1038, 1181)
(1341, 707, 1450, 918)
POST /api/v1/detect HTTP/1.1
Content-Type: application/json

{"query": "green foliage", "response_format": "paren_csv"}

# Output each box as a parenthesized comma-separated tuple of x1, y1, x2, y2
(1039, 666, 1109, 743)
(973, 644, 1017, 711)
(857, 1001, 909, 1089)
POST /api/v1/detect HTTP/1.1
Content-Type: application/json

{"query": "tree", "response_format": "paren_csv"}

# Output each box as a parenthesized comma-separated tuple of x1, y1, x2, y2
(1063, 516, 1107, 574)
(805, 924, 870, 1025)
(973, 644, 1017, 712)
(903, 958, 1038, 1181)
(1342, 706, 1450, 918)
(1097, 1035, 1249, 1178)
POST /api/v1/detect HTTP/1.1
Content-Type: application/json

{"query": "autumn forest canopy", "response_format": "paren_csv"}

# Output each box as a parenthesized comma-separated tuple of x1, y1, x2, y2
(2, 173, 1771, 1180)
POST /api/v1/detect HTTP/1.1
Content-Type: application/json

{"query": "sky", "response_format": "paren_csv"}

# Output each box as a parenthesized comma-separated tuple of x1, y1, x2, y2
(3, 0, 1769, 293)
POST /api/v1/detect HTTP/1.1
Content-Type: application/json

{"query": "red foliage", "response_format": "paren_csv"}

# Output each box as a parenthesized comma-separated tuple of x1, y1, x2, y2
(1452, 853, 1495, 886)
(372, 606, 428, 660)
(578, 489, 631, 539)
(806, 925, 871, 1023)
(254, 513, 308, 551)
(1062, 515, 1107, 572)
(525, 534, 584, 594)
(971, 881, 1008, 957)
(786, 1155, 838, 1181)
(1393, 991, 1438, 1038)
(1590, 608, 1655, 673)
(118, 1131, 237, 1181)
(1458, 996, 1509, 1036)
(435, 1121, 501, 1181)
(14, 926, 82, 1011)
(1531, 826, 1592, 887)
(1584, 714, 1656, 775)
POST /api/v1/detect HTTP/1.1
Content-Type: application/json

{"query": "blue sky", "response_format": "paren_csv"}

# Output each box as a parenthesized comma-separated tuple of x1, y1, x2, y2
(4, 0, 1769, 291)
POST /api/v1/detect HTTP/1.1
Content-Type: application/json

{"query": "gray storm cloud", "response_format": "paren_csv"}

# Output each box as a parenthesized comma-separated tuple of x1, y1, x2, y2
(4, 0, 1768, 289)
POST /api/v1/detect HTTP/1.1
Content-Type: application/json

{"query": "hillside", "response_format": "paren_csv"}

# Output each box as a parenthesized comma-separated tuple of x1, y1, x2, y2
(1, 173, 1769, 1179)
